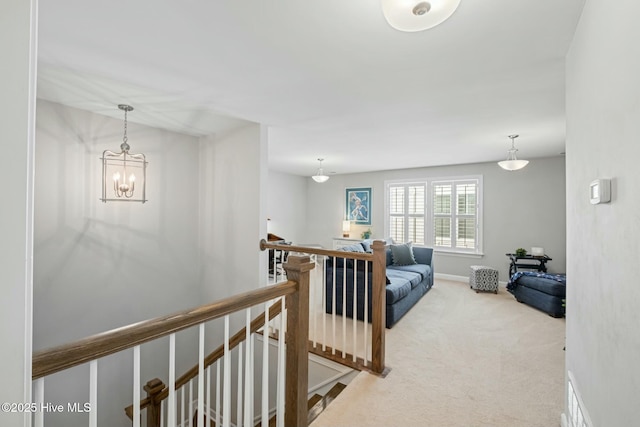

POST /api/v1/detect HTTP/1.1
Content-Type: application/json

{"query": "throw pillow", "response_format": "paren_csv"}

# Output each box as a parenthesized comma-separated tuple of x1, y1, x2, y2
(390, 242, 417, 266)
(361, 239, 372, 253)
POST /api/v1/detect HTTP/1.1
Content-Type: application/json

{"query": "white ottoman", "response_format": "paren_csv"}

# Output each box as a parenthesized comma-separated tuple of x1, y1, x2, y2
(469, 265, 499, 294)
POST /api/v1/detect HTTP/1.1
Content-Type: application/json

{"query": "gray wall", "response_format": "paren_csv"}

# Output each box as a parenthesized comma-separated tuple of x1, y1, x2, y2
(34, 100, 200, 349)
(565, 1, 640, 425)
(34, 100, 203, 348)
(32, 101, 265, 427)
(267, 170, 308, 244)
(199, 124, 267, 302)
(34, 100, 205, 427)
(305, 157, 566, 280)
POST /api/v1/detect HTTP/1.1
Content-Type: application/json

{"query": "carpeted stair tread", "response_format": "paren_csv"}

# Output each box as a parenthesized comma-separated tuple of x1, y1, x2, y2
(266, 393, 324, 427)
(308, 393, 323, 409)
(308, 382, 347, 425)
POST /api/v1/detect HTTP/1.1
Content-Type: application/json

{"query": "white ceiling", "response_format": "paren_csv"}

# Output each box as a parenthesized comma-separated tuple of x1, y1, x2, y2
(36, 0, 585, 176)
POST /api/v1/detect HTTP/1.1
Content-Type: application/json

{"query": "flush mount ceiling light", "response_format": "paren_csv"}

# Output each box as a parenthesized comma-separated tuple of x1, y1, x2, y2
(498, 134, 529, 171)
(100, 104, 148, 203)
(312, 158, 330, 183)
(381, 0, 461, 32)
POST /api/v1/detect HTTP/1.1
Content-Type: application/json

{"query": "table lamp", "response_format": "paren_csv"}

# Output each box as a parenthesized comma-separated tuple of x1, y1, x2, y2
(342, 220, 351, 238)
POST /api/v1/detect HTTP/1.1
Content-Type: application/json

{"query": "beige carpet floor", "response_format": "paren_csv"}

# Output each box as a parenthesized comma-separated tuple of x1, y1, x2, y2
(311, 279, 566, 427)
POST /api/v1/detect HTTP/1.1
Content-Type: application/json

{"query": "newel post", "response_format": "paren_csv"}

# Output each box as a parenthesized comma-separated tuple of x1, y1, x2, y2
(144, 378, 165, 427)
(283, 255, 315, 427)
(371, 240, 387, 374)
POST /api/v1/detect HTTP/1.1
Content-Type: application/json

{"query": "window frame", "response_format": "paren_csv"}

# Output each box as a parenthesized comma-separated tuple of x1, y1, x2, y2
(385, 175, 483, 255)
(387, 183, 427, 246)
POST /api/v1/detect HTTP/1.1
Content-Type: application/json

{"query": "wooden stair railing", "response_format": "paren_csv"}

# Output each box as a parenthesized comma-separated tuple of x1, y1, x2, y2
(32, 255, 314, 427)
(124, 300, 284, 420)
(32, 281, 296, 380)
(260, 239, 387, 375)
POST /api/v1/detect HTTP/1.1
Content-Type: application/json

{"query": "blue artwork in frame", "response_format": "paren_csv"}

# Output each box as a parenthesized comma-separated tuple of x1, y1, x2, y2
(346, 187, 371, 225)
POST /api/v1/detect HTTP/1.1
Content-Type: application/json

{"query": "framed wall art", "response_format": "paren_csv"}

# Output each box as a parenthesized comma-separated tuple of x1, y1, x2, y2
(345, 187, 371, 225)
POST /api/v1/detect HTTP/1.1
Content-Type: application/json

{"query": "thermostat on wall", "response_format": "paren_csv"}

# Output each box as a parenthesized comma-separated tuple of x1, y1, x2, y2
(590, 179, 611, 204)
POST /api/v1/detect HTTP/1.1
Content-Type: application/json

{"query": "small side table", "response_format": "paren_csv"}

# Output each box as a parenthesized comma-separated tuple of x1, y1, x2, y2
(506, 253, 552, 277)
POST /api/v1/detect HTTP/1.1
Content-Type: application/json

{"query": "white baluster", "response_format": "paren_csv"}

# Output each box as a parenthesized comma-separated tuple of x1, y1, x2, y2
(353, 266, 358, 362)
(188, 379, 193, 427)
(34, 378, 44, 427)
(342, 261, 347, 357)
(215, 362, 221, 427)
(237, 342, 243, 427)
(322, 257, 327, 351)
(310, 264, 317, 347)
(206, 366, 211, 427)
(223, 316, 230, 427)
(198, 324, 205, 427)
(276, 298, 285, 427)
(180, 385, 185, 427)
(133, 345, 141, 427)
(332, 257, 337, 355)
(364, 265, 369, 365)
(90, 360, 98, 427)
(262, 302, 270, 427)
(244, 308, 252, 426)
(168, 333, 176, 427)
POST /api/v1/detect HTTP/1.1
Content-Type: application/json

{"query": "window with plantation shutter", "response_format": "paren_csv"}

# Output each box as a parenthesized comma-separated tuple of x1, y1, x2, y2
(386, 176, 482, 254)
(433, 184, 452, 247)
(432, 179, 480, 252)
(388, 183, 425, 246)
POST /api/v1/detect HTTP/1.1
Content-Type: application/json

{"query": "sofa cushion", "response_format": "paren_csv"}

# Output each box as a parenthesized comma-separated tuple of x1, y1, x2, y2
(390, 242, 417, 266)
(388, 264, 431, 284)
(517, 275, 566, 297)
(385, 277, 413, 304)
(386, 269, 422, 289)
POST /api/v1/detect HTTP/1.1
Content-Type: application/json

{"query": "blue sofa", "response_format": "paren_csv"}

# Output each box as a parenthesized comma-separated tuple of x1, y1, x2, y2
(325, 242, 434, 328)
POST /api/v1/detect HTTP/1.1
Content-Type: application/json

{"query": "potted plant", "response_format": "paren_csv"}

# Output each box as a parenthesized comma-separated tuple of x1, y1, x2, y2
(361, 228, 372, 239)
(515, 248, 528, 257)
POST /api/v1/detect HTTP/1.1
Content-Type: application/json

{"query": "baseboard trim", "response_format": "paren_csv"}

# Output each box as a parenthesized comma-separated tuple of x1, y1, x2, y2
(434, 273, 508, 287)
(434, 273, 467, 283)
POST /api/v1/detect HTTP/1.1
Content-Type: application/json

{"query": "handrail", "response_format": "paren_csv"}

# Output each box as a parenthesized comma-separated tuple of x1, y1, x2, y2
(33, 280, 297, 380)
(261, 239, 387, 374)
(260, 239, 378, 261)
(124, 300, 284, 417)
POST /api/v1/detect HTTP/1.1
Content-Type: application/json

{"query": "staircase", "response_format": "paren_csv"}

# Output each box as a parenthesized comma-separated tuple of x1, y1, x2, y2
(306, 382, 347, 425)
(191, 382, 348, 427)
(267, 382, 347, 427)
(32, 249, 382, 427)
